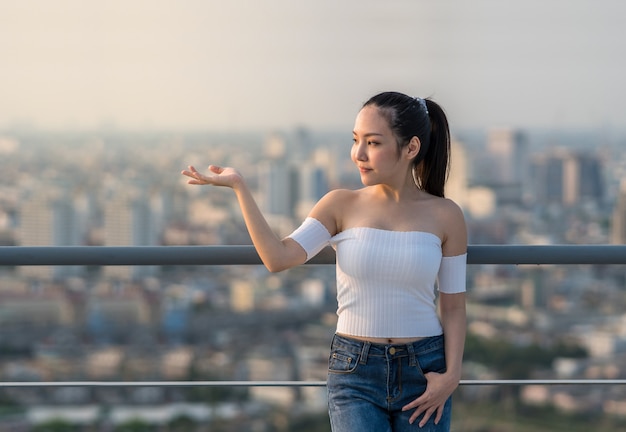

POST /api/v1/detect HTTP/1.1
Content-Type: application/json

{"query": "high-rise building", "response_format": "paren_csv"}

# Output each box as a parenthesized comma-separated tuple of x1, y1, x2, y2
(485, 128, 529, 186)
(295, 161, 329, 220)
(471, 128, 529, 206)
(577, 153, 605, 204)
(102, 182, 162, 280)
(532, 150, 605, 207)
(258, 159, 295, 218)
(611, 179, 626, 244)
(18, 181, 85, 280)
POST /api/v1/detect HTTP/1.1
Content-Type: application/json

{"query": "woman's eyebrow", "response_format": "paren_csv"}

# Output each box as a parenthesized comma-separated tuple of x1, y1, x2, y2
(352, 131, 384, 137)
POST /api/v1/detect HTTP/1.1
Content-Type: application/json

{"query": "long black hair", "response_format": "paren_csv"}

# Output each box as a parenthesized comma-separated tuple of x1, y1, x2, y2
(362, 91, 451, 198)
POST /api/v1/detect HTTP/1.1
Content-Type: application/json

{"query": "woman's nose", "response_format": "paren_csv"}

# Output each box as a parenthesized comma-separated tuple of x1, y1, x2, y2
(354, 142, 368, 161)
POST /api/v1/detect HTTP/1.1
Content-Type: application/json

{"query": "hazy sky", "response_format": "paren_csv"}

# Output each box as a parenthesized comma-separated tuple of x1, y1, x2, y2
(1, 0, 625, 132)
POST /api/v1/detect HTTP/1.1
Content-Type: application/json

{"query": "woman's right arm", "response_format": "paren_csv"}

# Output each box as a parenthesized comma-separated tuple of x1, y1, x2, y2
(182, 165, 338, 273)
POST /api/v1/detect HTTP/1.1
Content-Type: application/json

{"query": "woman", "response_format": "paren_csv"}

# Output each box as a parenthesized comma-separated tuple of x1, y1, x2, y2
(182, 91, 467, 431)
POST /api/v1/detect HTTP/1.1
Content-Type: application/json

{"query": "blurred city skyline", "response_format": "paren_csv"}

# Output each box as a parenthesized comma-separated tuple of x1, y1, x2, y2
(2, 0, 626, 132)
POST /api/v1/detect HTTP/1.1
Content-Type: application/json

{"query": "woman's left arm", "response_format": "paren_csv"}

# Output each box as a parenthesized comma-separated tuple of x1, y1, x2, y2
(438, 197, 468, 386)
(439, 290, 467, 389)
(403, 198, 467, 426)
(402, 293, 466, 427)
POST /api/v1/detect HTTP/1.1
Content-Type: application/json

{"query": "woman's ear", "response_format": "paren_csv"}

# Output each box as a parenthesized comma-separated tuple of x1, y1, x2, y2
(406, 137, 421, 159)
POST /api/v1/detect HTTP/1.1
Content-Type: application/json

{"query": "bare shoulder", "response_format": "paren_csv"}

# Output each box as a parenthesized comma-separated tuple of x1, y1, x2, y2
(433, 197, 465, 221)
(324, 188, 360, 201)
(308, 189, 361, 236)
(316, 188, 360, 210)
(432, 197, 467, 255)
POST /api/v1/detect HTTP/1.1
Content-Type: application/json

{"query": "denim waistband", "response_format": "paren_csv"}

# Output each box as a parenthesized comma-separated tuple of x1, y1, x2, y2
(331, 333, 444, 367)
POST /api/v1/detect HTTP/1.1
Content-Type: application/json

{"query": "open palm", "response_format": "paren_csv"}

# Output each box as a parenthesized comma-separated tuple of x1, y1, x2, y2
(181, 165, 243, 188)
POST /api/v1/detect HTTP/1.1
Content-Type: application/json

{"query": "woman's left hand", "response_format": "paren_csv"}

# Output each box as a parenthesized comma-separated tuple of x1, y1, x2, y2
(401, 371, 458, 427)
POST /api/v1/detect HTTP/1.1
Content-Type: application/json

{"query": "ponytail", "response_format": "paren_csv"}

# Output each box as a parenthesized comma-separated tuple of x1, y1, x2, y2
(417, 99, 450, 198)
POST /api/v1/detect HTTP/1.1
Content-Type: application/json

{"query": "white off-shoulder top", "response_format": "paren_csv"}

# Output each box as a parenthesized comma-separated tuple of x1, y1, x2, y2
(288, 217, 466, 338)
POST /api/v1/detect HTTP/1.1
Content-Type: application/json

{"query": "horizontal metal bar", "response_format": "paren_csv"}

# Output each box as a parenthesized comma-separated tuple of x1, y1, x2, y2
(0, 246, 329, 266)
(467, 245, 626, 265)
(1, 245, 626, 266)
(460, 379, 626, 386)
(1, 380, 625, 388)
(0, 381, 327, 388)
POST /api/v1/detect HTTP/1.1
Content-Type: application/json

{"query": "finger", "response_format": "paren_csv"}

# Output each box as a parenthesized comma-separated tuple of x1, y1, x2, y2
(182, 172, 197, 180)
(418, 407, 436, 428)
(408, 406, 426, 424)
(434, 405, 443, 425)
(208, 165, 222, 174)
(402, 394, 425, 411)
(184, 172, 207, 184)
(182, 168, 196, 177)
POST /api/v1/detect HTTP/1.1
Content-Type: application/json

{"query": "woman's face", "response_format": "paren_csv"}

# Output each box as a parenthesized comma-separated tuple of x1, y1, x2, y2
(351, 105, 409, 186)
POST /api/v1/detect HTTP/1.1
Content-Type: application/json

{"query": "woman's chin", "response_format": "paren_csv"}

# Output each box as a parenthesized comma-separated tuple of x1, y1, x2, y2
(360, 178, 377, 187)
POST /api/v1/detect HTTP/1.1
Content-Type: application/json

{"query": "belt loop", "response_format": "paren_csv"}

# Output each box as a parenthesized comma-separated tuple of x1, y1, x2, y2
(359, 341, 371, 365)
(406, 342, 417, 367)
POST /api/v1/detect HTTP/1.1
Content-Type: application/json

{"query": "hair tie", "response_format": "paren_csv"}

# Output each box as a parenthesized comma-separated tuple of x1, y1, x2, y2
(414, 97, 428, 114)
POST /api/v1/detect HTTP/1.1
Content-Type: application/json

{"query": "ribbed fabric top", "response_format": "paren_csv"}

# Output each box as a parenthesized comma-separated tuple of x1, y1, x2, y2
(330, 227, 444, 338)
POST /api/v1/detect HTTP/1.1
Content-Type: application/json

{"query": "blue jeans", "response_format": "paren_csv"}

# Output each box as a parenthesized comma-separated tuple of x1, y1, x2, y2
(327, 333, 452, 432)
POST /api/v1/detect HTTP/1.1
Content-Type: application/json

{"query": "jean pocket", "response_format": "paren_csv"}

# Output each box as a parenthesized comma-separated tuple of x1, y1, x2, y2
(415, 348, 447, 377)
(328, 350, 359, 374)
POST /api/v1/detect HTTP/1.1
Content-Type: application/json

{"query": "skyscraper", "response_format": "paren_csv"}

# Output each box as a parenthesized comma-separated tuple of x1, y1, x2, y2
(295, 160, 329, 220)
(532, 150, 605, 207)
(258, 159, 294, 218)
(471, 128, 530, 206)
(18, 181, 85, 280)
(486, 128, 529, 186)
(611, 179, 626, 244)
(102, 182, 162, 280)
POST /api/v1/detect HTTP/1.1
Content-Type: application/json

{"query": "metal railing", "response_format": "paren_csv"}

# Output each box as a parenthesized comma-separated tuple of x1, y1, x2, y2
(2, 244, 626, 266)
(1, 380, 626, 389)
(2, 244, 626, 389)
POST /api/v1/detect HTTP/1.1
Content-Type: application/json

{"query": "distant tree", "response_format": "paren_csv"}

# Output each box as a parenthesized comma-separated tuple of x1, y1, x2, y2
(114, 419, 152, 432)
(185, 368, 249, 404)
(32, 419, 79, 432)
(288, 413, 331, 432)
(168, 414, 197, 432)
(464, 333, 587, 379)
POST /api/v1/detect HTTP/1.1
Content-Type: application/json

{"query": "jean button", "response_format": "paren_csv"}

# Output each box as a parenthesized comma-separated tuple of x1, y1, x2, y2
(389, 347, 396, 355)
